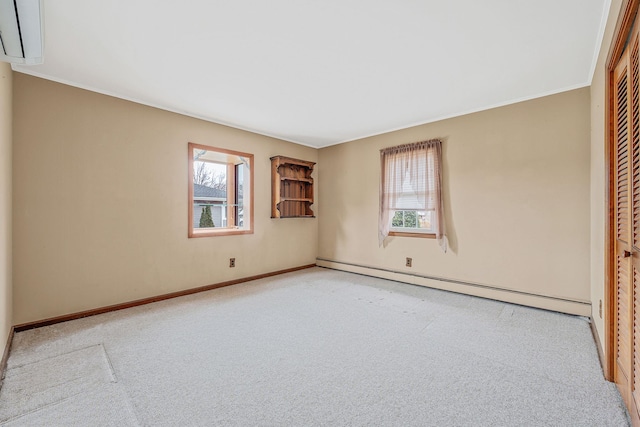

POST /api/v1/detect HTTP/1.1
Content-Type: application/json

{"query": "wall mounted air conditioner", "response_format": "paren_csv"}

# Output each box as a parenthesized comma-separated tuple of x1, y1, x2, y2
(0, 0, 43, 65)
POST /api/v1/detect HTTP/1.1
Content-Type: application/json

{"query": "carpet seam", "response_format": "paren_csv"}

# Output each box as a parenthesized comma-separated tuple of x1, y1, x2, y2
(0, 390, 85, 425)
(6, 343, 106, 370)
(97, 343, 118, 383)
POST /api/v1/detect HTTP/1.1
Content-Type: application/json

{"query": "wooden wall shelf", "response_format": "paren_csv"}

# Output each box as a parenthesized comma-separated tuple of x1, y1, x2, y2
(280, 177, 313, 183)
(271, 155, 315, 218)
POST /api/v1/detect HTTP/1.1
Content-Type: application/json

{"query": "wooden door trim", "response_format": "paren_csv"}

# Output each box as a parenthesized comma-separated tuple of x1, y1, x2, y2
(608, 0, 640, 71)
(608, 0, 640, 383)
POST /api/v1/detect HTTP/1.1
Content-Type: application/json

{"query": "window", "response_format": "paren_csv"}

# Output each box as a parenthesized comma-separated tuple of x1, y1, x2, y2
(391, 210, 433, 232)
(379, 139, 448, 251)
(188, 143, 253, 237)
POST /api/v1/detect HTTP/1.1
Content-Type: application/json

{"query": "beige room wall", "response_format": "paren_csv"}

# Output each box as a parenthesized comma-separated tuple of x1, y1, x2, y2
(0, 63, 12, 354)
(12, 74, 318, 325)
(318, 88, 591, 315)
(590, 0, 624, 365)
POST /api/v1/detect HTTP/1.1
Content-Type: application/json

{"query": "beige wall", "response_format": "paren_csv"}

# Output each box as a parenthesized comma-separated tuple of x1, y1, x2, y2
(590, 0, 624, 364)
(0, 63, 11, 354)
(8, 28, 604, 332)
(12, 74, 318, 324)
(318, 88, 591, 315)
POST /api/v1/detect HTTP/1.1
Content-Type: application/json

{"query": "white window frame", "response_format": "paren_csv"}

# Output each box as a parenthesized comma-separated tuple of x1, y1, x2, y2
(389, 209, 435, 235)
(188, 142, 254, 238)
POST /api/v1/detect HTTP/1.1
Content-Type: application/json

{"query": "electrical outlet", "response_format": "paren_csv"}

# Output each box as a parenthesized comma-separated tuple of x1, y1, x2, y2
(599, 300, 603, 318)
(406, 257, 412, 267)
(229, 258, 236, 268)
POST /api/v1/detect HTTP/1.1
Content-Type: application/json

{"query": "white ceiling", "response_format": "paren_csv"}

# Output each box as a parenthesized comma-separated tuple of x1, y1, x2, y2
(14, 0, 610, 148)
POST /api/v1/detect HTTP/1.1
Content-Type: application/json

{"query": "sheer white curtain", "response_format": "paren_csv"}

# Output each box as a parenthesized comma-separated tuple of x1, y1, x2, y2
(378, 139, 448, 252)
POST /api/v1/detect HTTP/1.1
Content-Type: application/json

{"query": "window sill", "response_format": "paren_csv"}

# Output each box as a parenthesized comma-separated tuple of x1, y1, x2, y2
(189, 228, 253, 238)
(388, 231, 436, 239)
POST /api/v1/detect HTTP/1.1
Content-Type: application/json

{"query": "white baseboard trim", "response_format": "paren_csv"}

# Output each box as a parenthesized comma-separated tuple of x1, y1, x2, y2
(316, 258, 591, 316)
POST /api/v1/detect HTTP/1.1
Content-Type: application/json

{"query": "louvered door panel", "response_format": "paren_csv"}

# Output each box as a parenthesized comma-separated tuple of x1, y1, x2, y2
(634, 267, 640, 410)
(631, 30, 640, 423)
(620, 255, 632, 378)
(614, 14, 640, 426)
(615, 48, 633, 411)
(618, 65, 630, 243)
(633, 34, 640, 250)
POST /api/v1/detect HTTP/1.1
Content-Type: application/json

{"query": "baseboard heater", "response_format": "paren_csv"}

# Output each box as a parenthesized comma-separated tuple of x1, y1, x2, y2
(316, 257, 591, 312)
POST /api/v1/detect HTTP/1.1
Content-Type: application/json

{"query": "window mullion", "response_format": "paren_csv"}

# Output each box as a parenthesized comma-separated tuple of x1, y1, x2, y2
(227, 163, 236, 227)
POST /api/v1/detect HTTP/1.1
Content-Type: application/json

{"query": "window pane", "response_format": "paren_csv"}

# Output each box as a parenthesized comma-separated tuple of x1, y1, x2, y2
(236, 163, 244, 227)
(390, 210, 434, 232)
(419, 211, 432, 229)
(193, 160, 227, 229)
(404, 211, 417, 227)
(391, 210, 403, 227)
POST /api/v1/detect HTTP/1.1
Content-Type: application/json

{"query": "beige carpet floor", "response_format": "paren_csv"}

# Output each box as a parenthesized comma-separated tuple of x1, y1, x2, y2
(0, 267, 630, 426)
